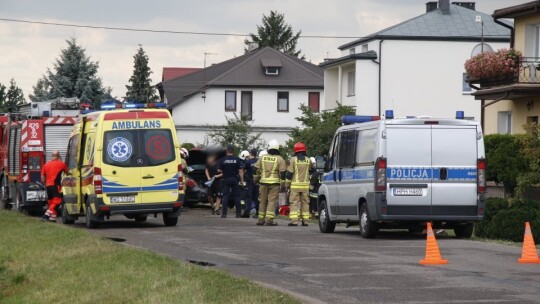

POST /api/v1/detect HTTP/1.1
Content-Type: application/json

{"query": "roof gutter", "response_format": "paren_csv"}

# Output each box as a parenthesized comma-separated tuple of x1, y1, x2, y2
(493, 18, 514, 48)
(372, 40, 384, 116)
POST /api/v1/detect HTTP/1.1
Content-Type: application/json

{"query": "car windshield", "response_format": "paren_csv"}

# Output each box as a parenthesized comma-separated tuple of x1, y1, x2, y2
(103, 129, 175, 167)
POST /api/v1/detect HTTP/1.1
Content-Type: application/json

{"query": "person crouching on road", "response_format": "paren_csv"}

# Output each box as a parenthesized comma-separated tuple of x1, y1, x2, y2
(41, 150, 69, 222)
(217, 145, 245, 218)
(253, 140, 286, 226)
(286, 142, 312, 227)
(205, 154, 223, 215)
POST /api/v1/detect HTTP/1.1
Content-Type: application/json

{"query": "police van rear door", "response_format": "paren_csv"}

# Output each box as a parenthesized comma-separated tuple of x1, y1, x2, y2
(385, 125, 432, 216)
(431, 125, 477, 216)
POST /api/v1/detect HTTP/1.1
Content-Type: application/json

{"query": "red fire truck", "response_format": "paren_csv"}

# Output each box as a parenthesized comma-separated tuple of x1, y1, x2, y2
(0, 114, 76, 213)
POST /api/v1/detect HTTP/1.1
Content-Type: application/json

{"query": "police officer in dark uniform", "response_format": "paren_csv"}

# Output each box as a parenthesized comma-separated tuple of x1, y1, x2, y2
(217, 145, 245, 218)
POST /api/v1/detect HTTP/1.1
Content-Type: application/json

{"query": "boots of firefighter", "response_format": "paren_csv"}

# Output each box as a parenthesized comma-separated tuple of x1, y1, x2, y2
(256, 211, 265, 225)
(302, 220, 309, 227)
(266, 219, 278, 226)
(288, 221, 298, 226)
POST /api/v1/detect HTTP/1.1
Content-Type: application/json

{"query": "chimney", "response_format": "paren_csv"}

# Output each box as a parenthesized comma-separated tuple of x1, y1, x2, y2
(439, 0, 450, 14)
(426, 1, 438, 13)
(452, 2, 475, 11)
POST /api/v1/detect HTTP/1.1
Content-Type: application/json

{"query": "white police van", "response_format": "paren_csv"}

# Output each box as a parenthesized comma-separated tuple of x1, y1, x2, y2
(318, 110, 486, 238)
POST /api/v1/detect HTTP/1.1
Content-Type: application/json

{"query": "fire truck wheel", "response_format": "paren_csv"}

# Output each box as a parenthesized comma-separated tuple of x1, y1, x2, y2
(85, 204, 100, 229)
(61, 203, 75, 225)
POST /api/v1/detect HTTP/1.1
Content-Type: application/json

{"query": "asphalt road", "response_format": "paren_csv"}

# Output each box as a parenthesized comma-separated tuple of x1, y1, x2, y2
(81, 208, 540, 304)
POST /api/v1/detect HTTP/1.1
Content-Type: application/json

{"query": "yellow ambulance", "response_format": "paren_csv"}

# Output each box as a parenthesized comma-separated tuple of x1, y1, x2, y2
(61, 103, 184, 228)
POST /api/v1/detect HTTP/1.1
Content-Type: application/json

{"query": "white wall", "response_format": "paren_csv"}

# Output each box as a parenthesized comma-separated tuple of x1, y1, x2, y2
(172, 87, 323, 145)
(324, 68, 339, 109)
(327, 39, 508, 119)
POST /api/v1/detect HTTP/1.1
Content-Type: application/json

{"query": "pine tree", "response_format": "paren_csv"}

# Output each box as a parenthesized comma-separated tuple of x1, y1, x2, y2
(30, 38, 107, 106)
(245, 11, 303, 58)
(125, 45, 158, 103)
(2, 79, 25, 112)
(0, 83, 7, 112)
(29, 76, 52, 102)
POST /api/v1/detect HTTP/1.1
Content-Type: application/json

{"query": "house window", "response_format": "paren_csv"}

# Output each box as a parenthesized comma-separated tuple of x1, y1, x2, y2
(308, 92, 320, 112)
(462, 73, 473, 94)
(241, 91, 253, 120)
(225, 91, 236, 111)
(361, 44, 368, 53)
(497, 111, 512, 134)
(347, 71, 355, 96)
(277, 92, 289, 112)
(265, 67, 280, 75)
(349, 48, 355, 55)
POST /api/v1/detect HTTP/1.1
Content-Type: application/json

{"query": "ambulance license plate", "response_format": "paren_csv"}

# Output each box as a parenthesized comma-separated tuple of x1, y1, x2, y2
(393, 188, 422, 196)
(26, 190, 46, 201)
(110, 196, 136, 203)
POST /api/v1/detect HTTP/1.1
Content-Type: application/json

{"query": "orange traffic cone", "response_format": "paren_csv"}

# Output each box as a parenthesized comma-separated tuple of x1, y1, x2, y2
(419, 222, 448, 265)
(518, 222, 540, 264)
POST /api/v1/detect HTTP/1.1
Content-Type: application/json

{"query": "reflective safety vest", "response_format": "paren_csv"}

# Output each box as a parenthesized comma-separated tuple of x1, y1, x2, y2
(289, 157, 311, 190)
(260, 155, 281, 184)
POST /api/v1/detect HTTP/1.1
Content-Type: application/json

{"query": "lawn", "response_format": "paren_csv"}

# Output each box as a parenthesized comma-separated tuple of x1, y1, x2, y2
(0, 211, 300, 304)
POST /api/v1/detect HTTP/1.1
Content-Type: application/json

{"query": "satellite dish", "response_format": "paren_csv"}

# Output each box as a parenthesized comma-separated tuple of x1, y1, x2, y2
(471, 43, 494, 57)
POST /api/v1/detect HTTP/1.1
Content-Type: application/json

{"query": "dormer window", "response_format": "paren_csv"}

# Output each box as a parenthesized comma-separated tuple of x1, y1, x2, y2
(261, 58, 283, 76)
(265, 67, 280, 75)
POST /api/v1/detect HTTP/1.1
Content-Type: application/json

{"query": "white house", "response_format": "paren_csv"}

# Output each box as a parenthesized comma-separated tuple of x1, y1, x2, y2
(321, 0, 511, 120)
(158, 47, 324, 145)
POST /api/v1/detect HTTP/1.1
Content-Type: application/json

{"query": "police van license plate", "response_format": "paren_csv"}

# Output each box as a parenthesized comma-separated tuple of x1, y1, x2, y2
(393, 188, 422, 196)
(110, 196, 136, 203)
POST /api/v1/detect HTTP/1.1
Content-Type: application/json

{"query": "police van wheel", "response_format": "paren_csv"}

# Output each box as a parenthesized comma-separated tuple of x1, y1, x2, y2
(85, 204, 100, 229)
(454, 223, 474, 239)
(359, 203, 378, 239)
(318, 199, 335, 233)
(163, 215, 178, 227)
(61, 203, 75, 225)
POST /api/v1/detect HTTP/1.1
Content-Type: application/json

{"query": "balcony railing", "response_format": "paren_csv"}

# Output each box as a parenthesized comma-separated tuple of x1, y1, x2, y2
(469, 57, 540, 88)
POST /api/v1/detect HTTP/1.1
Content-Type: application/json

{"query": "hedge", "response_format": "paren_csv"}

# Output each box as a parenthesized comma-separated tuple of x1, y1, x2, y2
(475, 198, 540, 242)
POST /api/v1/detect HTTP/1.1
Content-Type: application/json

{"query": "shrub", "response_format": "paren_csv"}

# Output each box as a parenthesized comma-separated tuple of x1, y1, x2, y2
(476, 198, 540, 242)
(484, 134, 528, 195)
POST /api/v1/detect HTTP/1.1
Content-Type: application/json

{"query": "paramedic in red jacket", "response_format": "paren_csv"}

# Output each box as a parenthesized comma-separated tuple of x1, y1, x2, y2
(40, 150, 69, 222)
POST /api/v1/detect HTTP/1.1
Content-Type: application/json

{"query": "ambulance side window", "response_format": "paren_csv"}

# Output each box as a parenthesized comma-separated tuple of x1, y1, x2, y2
(66, 135, 79, 170)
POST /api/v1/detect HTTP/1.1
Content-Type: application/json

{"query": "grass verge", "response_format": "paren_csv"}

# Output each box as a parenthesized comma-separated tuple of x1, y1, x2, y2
(0, 211, 299, 304)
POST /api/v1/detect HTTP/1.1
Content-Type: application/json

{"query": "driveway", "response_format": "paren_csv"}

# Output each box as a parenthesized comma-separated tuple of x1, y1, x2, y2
(85, 208, 540, 304)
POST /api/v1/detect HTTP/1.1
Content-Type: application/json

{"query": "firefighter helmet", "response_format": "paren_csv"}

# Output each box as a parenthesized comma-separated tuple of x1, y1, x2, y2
(268, 139, 280, 151)
(239, 150, 250, 160)
(293, 142, 307, 153)
(180, 148, 189, 159)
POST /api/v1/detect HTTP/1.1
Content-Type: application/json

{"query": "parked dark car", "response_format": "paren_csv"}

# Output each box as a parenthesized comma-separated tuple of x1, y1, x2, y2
(184, 147, 225, 207)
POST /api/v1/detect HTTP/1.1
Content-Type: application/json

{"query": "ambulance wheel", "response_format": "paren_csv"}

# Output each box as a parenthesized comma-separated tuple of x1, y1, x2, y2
(85, 204, 100, 229)
(135, 216, 147, 223)
(318, 199, 335, 233)
(454, 223, 474, 239)
(61, 203, 75, 225)
(163, 215, 178, 227)
(359, 203, 378, 239)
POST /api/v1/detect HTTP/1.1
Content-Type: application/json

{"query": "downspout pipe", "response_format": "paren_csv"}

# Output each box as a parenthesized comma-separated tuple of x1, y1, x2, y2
(371, 40, 384, 116)
(494, 18, 514, 48)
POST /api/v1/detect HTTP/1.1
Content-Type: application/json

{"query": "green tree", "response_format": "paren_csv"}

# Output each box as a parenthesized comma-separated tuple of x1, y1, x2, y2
(245, 10, 303, 58)
(125, 45, 158, 103)
(30, 38, 107, 106)
(0, 79, 25, 112)
(206, 114, 265, 152)
(29, 76, 52, 102)
(287, 103, 355, 157)
(0, 82, 6, 112)
(516, 123, 540, 196)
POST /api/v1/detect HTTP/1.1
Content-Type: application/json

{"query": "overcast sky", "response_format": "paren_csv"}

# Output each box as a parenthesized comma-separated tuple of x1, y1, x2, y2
(0, 0, 523, 100)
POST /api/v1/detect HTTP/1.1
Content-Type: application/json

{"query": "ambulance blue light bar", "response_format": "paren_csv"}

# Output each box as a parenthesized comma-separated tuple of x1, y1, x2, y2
(341, 115, 380, 125)
(456, 111, 465, 119)
(100, 102, 167, 110)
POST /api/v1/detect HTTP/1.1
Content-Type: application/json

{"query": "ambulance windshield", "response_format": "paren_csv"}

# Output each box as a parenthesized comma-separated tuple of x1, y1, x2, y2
(103, 129, 174, 167)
